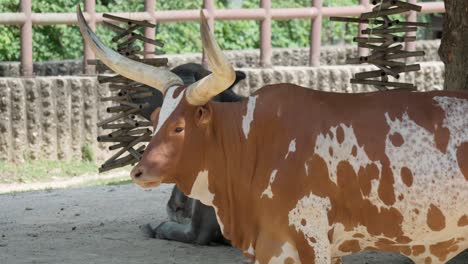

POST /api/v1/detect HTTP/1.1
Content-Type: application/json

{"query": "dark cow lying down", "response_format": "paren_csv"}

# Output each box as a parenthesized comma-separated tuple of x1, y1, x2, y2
(136, 63, 243, 244)
(79, 7, 468, 264)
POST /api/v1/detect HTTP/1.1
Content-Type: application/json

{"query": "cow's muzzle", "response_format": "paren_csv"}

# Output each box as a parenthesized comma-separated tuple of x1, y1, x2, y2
(130, 165, 162, 188)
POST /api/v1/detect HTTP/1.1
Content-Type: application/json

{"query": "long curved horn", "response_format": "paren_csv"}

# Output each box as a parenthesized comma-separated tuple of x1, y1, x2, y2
(76, 6, 183, 93)
(185, 11, 236, 106)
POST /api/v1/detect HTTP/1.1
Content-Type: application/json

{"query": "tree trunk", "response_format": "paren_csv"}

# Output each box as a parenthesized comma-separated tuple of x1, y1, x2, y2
(438, 0, 468, 90)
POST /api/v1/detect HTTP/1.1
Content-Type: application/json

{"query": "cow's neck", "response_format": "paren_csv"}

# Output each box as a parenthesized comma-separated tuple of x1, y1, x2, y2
(202, 98, 259, 242)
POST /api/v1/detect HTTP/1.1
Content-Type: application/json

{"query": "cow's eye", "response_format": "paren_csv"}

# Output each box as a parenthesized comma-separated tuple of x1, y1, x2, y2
(174, 127, 184, 133)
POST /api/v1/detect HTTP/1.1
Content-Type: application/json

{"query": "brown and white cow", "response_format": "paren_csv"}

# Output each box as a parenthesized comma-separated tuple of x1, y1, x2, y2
(78, 6, 468, 264)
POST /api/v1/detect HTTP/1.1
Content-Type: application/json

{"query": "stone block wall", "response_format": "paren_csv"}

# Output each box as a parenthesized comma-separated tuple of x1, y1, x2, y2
(0, 77, 112, 163)
(167, 40, 441, 69)
(0, 62, 445, 163)
(234, 62, 445, 96)
(0, 40, 440, 77)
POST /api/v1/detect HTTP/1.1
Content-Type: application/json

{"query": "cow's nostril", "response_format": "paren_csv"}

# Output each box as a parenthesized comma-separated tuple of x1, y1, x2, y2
(135, 171, 143, 178)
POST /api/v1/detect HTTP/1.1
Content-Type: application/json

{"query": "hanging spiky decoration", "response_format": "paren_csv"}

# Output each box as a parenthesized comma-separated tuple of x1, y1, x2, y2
(331, 0, 430, 90)
(88, 14, 165, 173)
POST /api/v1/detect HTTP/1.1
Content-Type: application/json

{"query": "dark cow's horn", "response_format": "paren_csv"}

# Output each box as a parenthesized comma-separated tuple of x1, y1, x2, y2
(185, 11, 236, 106)
(76, 6, 183, 93)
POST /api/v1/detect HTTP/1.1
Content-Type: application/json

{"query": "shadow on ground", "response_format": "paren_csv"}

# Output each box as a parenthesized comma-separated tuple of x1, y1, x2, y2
(0, 184, 466, 264)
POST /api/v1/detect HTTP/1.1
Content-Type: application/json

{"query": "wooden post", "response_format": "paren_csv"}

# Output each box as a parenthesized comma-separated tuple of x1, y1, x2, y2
(310, 0, 322, 66)
(260, 0, 272, 67)
(359, 0, 371, 57)
(202, 0, 215, 68)
(144, 0, 156, 58)
(20, 0, 33, 77)
(405, 0, 417, 52)
(83, 0, 96, 74)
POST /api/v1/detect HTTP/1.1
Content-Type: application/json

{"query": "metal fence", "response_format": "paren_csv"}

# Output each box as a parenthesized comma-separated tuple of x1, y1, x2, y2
(0, 0, 445, 77)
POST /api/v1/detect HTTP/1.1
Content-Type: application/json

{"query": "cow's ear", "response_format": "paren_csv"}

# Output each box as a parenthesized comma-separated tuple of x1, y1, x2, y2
(195, 104, 212, 127)
(150, 107, 161, 124)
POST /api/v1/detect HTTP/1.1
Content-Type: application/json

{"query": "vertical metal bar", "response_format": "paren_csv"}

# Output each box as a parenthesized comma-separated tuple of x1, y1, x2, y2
(205, 0, 215, 33)
(358, 0, 371, 57)
(405, 0, 417, 51)
(20, 0, 33, 77)
(83, 0, 96, 74)
(202, 0, 215, 67)
(260, 0, 272, 67)
(144, 0, 156, 59)
(310, 0, 322, 66)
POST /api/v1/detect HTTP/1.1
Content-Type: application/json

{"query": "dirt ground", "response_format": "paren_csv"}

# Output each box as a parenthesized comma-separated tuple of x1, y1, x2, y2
(0, 184, 466, 264)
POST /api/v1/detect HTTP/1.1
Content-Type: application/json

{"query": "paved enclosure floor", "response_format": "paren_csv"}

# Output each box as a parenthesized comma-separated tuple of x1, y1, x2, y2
(0, 184, 466, 264)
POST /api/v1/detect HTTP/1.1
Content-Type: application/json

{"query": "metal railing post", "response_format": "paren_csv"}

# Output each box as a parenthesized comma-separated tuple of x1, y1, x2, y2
(260, 0, 272, 67)
(202, 0, 215, 67)
(83, 0, 96, 74)
(406, 0, 417, 51)
(309, 0, 322, 66)
(20, 0, 33, 77)
(359, 0, 371, 57)
(144, 0, 156, 59)
(0, 1, 445, 74)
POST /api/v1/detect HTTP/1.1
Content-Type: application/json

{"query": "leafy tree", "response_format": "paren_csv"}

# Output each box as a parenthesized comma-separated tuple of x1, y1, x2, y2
(0, 0, 20, 61)
(439, 0, 468, 90)
(0, 0, 439, 62)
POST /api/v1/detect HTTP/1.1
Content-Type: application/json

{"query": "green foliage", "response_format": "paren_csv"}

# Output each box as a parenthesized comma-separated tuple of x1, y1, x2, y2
(0, 0, 439, 61)
(0, 25, 20, 61)
(0, 0, 20, 61)
(81, 144, 95, 162)
(323, 0, 360, 45)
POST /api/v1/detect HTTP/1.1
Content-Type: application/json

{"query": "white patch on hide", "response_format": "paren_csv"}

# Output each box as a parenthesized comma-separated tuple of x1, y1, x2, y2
(213, 206, 225, 235)
(434, 96, 468, 148)
(189, 170, 214, 206)
(268, 242, 301, 264)
(189, 170, 225, 234)
(304, 163, 309, 176)
(153, 85, 184, 136)
(246, 243, 255, 255)
(330, 223, 368, 257)
(261, 169, 278, 199)
(384, 96, 468, 241)
(285, 138, 297, 159)
(289, 193, 332, 264)
(309, 96, 468, 261)
(314, 124, 377, 185)
(242, 95, 257, 139)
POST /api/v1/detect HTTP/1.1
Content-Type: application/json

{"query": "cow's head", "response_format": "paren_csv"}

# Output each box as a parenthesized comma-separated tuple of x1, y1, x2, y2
(77, 6, 235, 188)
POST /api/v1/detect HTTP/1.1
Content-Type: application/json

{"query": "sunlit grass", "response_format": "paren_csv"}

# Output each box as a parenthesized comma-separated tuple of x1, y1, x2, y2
(0, 160, 99, 184)
(0, 160, 134, 194)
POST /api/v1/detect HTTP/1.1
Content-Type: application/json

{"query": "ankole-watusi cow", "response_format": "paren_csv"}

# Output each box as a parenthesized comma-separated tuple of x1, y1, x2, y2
(78, 6, 468, 264)
(136, 62, 244, 244)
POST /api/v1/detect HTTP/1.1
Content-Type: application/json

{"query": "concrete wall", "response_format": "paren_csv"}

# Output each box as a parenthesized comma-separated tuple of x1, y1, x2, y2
(234, 62, 444, 96)
(0, 60, 83, 78)
(0, 77, 112, 163)
(0, 62, 444, 163)
(0, 40, 440, 77)
(168, 40, 441, 69)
